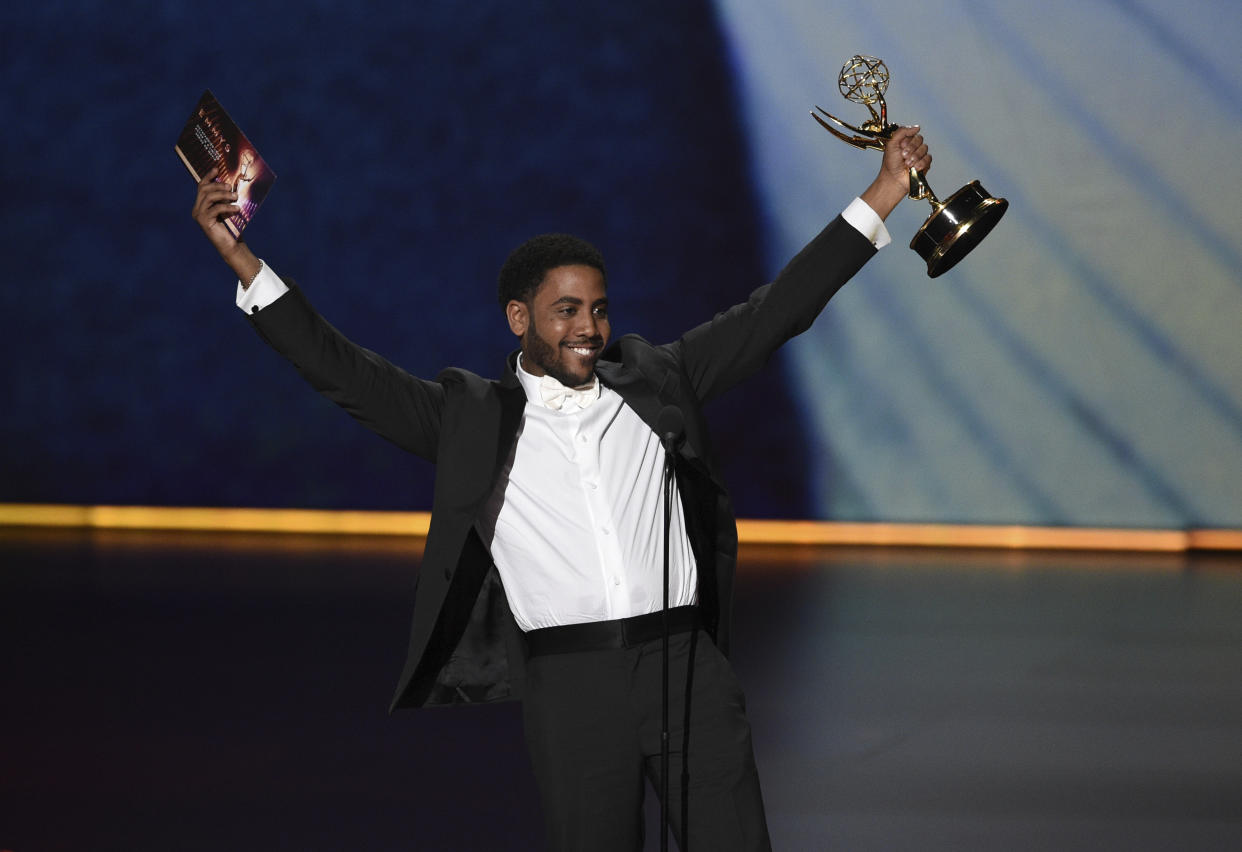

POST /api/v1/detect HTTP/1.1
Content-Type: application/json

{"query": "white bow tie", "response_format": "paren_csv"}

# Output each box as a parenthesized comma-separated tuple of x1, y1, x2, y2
(538, 374, 600, 411)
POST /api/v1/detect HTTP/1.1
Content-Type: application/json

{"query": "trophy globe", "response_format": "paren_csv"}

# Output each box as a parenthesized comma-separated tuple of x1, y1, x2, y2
(839, 56, 890, 122)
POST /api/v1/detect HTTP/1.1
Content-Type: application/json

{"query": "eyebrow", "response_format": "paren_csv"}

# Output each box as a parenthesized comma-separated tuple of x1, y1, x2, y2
(550, 296, 609, 308)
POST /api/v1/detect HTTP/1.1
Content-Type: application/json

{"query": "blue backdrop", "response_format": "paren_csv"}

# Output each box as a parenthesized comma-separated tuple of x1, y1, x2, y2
(4, 1, 1241, 527)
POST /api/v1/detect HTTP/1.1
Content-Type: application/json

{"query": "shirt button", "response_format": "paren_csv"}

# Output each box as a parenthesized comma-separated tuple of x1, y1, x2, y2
(578, 434, 589, 443)
(613, 577, 621, 586)
(586, 482, 598, 490)
(602, 527, 611, 535)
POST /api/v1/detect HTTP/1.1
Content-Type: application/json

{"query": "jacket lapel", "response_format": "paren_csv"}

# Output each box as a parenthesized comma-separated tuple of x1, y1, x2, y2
(595, 359, 705, 469)
(495, 352, 529, 476)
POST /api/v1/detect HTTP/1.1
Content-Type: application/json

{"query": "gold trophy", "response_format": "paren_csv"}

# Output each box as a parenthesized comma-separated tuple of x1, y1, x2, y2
(813, 55, 1008, 277)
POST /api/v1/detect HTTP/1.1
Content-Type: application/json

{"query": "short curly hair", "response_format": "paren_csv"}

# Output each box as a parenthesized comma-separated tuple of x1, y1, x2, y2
(497, 233, 607, 309)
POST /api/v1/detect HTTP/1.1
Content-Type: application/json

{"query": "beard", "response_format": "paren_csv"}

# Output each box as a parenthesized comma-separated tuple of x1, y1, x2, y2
(523, 315, 601, 389)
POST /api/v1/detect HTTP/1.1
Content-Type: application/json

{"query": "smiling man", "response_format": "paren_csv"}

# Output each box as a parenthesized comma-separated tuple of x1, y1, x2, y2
(501, 238, 611, 390)
(192, 125, 930, 852)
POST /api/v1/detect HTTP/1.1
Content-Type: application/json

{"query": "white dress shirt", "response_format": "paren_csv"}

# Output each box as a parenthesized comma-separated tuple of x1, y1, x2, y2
(473, 356, 699, 630)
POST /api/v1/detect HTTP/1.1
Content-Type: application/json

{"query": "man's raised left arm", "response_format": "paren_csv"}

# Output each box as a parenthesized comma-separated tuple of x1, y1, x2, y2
(675, 126, 931, 403)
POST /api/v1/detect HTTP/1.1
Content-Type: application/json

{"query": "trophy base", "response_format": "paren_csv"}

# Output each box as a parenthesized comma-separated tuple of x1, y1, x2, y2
(910, 180, 1008, 278)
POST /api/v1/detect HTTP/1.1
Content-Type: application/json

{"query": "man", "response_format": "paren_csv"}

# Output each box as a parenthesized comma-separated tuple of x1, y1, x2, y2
(192, 125, 930, 851)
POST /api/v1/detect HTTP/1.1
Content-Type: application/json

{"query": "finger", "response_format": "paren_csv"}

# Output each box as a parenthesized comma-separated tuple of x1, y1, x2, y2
(204, 198, 242, 222)
(892, 124, 921, 144)
(192, 188, 235, 223)
(198, 183, 237, 202)
(207, 192, 240, 210)
(198, 166, 220, 187)
(196, 180, 234, 198)
(900, 142, 923, 169)
(194, 185, 237, 215)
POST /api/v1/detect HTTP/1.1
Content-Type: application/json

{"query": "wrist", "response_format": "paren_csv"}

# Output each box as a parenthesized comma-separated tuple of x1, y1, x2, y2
(860, 174, 909, 221)
(224, 244, 262, 286)
(242, 259, 265, 289)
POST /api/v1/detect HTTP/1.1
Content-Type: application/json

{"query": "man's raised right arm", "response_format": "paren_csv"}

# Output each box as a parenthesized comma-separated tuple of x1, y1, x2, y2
(191, 168, 446, 461)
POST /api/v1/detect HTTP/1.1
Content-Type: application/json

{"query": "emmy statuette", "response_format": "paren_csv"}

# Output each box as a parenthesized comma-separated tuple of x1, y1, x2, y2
(813, 55, 1008, 278)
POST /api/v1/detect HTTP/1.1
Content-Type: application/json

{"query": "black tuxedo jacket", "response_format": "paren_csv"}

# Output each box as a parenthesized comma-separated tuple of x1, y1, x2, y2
(247, 216, 875, 710)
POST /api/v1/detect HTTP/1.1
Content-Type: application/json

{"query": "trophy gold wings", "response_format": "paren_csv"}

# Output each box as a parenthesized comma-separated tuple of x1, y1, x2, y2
(812, 55, 1008, 278)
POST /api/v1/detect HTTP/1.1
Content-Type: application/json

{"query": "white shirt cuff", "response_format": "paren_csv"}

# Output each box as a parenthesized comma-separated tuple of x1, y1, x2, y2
(235, 261, 288, 314)
(842, 196, 892, 249)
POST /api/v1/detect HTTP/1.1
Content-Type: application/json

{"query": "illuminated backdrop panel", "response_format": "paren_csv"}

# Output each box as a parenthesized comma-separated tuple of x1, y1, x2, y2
(2, 0, 1240, 528)
(715, 0, 1242, 526)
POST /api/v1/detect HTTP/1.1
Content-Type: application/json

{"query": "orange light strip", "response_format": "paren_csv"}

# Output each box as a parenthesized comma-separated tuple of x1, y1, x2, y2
(0, 503, 430, 537)
(1, 503, 1239, 552)
(733, 519, 1204, 551)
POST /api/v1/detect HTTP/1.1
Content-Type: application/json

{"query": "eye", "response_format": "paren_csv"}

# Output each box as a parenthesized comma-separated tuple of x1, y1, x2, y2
(593, 306, 608, 319)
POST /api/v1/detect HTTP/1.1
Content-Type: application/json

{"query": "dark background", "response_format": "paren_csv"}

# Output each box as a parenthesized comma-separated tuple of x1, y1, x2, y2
(2, 0, 813, 517)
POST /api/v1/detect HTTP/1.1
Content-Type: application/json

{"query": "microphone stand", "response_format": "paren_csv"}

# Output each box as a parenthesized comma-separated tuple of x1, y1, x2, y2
(660, 439, 674, 852)
(656, 406, 683, 852)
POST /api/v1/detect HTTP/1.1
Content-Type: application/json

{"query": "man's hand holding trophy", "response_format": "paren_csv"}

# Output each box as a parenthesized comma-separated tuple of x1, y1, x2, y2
(814, 54, 1008, 277)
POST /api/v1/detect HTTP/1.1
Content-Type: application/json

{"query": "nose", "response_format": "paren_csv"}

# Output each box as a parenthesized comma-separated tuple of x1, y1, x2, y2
(575, 312, 599, 338)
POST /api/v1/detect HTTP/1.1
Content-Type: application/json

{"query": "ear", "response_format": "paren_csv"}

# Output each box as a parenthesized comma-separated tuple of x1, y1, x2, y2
(506, 299, 529, 337)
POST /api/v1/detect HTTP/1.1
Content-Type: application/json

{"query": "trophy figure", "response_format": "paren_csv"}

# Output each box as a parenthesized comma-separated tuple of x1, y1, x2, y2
(812, 55, 1008, 277)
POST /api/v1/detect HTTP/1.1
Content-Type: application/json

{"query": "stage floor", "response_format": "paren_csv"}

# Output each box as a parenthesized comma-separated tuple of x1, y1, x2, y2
(2, 529, 1241, 851)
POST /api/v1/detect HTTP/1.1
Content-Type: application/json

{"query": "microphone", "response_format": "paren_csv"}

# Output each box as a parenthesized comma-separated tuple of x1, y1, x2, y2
(655, 405, 685, 453)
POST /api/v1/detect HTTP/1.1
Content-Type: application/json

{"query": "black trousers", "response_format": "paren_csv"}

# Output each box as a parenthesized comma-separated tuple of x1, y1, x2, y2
(521, 626, 772, 852)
